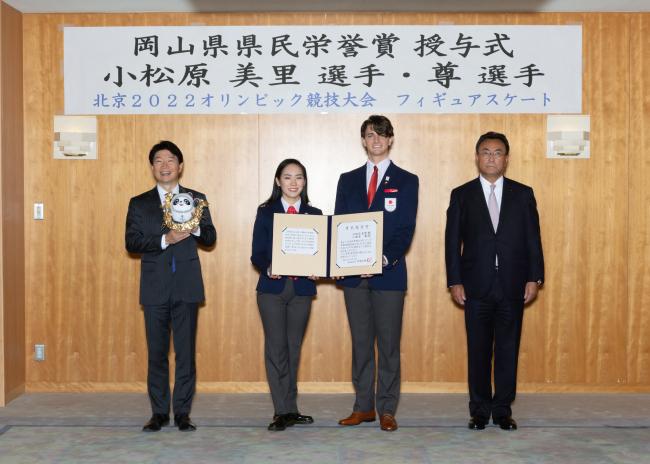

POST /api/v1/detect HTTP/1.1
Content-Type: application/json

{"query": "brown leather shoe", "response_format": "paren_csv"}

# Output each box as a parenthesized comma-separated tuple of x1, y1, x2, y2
(338, 410, 376, 426)
(379, 414, 398, 431)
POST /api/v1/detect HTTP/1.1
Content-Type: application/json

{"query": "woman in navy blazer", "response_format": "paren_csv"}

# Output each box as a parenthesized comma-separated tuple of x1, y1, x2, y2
(251, 158, 322, 431)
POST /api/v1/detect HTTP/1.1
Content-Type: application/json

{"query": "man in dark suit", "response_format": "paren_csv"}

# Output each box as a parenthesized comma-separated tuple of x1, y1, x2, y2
(126, 140, 216, 432)
(445, 131, 544, 431)
(335, 115, 419, 432)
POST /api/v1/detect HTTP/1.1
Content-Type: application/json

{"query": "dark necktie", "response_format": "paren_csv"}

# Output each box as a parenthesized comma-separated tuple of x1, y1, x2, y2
(367, 166, 378, 208)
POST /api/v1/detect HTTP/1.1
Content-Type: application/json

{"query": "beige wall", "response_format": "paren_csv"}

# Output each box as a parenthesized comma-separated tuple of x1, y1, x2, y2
(18, 12, 650, 393)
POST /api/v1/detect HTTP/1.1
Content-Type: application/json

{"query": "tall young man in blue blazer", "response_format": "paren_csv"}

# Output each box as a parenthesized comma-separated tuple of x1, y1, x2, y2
(126, 141, 216, 432)
(445, 132, 544, 431)
(335, 115, 419, 432)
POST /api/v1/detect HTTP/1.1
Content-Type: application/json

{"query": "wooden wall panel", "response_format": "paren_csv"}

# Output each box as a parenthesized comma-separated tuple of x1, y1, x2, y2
(0, 1, 24, 405)
(1, 0, 6, 406)
(20, 11, 650, 393)
(628, 14, 650, 385)
(580, 14, 629, 385)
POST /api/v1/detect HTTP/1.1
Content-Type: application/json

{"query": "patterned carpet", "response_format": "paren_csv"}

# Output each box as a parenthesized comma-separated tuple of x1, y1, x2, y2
(3, 424, 650, 463)
(1, 393, 649, 463)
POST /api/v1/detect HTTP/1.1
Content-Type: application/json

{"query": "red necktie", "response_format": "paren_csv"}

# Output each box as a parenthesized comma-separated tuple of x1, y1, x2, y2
(286, 205, 298, 279)
(367, 166, 378, 208)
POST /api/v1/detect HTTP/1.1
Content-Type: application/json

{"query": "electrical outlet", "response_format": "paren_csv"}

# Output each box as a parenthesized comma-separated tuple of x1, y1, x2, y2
(34, 203, 44, 220)
(34, 344, 45, 361)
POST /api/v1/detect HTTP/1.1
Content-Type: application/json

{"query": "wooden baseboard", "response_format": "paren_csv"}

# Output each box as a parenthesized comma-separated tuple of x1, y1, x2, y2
(400, 383, 650, 393)
(27, 382, 148, 393)
(24, 381, 650, 394)
(516, 383, 650, 393)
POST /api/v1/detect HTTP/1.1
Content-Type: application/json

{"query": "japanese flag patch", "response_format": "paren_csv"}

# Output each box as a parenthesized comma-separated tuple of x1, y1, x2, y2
(385, 197, 397, 212)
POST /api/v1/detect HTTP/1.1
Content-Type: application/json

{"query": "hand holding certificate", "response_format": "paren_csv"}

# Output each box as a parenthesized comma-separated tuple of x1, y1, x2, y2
(330, 212, 383, 277)
(271, 211, 383, 277)
(271, 214, 328, 277)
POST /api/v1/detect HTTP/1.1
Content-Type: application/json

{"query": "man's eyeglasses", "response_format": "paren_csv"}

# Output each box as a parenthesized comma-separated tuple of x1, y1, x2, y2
(478, 151, 506, 159)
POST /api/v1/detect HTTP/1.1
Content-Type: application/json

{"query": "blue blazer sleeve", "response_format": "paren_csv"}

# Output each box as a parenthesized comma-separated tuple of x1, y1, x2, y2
(383, 173, 419, 268)
(251, 206, 271, 273)
(334, 174, 348, 215)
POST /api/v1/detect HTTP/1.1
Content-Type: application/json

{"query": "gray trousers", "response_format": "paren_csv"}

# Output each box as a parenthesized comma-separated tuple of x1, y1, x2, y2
(257, 279, 313, 415)
(343, 280, 405, 416)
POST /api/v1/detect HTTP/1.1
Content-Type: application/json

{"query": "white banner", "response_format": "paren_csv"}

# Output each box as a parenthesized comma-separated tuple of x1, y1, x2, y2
(64, 25, 581, 115)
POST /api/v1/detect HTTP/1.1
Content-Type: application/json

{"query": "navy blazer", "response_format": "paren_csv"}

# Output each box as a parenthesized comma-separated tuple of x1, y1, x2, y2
(334, 162, 419, 291)
(125, 186, 217, 305)
(445, 177, 544, 299)
(251, 199, 323, 296)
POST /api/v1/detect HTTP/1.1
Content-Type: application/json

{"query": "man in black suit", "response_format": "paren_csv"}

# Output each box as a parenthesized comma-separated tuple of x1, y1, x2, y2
(445, 131, 544, 431)
(126, 141, 216, 432)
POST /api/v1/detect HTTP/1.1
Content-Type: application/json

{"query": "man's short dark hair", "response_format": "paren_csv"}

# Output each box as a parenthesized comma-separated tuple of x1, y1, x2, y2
(475, 131, 510, 155)
(148, 140, 184, 165)
(360, 115, 394, 138)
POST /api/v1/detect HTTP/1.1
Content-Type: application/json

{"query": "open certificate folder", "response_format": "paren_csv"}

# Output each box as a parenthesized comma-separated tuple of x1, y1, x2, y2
(271, 211, 383, 277)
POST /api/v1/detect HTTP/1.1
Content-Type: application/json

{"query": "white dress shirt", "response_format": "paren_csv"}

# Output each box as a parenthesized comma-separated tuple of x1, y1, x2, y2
(478, 175, 503, 266)
(281, 198, 301, 213)
(366, 159, 391, 267)
(366, 158, 391, 192)
(478, 175, 504, 209)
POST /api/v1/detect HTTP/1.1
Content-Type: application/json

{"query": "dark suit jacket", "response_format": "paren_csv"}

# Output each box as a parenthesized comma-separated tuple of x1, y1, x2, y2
(334, 162, 419, 291)
(251, 199, 323, 296)
(125, 186, 217, 306)
(445, 177, 544, 299)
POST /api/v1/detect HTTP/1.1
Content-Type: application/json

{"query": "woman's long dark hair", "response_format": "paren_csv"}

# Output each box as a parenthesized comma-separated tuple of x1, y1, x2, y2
(260, 158, 310, 207)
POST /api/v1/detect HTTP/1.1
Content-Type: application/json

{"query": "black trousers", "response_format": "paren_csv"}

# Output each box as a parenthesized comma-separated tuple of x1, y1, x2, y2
(343, 280, 405, 416)
(143, 299, 198, 416)
(464, 272, 524, 420)
(257, 279, 313, 415)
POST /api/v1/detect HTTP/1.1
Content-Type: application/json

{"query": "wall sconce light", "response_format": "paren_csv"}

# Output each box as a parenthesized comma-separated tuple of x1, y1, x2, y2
(546, 114, 590, 159)
(53, 115, 97, 160)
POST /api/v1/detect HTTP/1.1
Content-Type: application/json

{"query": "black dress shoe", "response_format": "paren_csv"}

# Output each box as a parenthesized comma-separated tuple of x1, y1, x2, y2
(468, 416, 487, 430)
(174, 414, 196, 432)
(142, 413, 170, 432)
(287, 412, 314, 424)
(268, 414, 296, 431)
(493, 416, 518, 430)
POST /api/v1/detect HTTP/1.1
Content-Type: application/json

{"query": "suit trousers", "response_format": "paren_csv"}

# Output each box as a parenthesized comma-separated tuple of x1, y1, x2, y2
(343, 279, 405, 416)
(257, 279, 313, 415)
(464, 271, 524, 420)
(143, 298, 198, 416)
